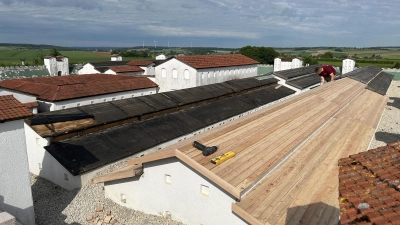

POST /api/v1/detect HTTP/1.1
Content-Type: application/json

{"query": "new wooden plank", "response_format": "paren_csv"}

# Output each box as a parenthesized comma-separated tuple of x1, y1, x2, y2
(91, 164, 143, 184)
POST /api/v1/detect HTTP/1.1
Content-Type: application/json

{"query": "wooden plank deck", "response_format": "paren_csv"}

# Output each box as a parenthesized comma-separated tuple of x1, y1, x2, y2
(234, 89, 388, 225)
(178, 78, 366, 193)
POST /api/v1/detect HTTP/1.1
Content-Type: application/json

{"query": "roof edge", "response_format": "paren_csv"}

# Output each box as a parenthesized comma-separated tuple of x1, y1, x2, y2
(231, 203, 264, 225)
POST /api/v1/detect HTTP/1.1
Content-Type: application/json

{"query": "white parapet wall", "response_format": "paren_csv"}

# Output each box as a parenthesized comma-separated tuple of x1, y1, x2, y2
(0, 120, 35, 225)
(105, 158, 248, 225)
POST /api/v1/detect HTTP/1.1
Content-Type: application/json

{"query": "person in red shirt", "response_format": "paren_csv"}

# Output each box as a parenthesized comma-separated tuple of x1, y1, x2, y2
(315, 65, 336, 85)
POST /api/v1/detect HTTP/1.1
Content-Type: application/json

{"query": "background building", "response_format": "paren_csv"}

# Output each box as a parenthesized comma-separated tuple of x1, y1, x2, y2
(155, 54, 259, 92)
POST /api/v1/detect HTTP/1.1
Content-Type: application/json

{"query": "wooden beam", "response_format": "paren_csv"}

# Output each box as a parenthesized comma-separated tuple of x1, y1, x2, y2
(231, 203, 265, 225)
(127, 149, 176, 165)
(91, 164, 143, 184)
(175, 150, 242, 200)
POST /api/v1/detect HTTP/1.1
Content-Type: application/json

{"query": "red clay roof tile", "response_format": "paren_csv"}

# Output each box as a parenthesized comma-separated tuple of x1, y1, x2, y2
(175, 54, 259, 69)
(338, 141, 400, 224)
(126, 60, 154, 66)
(109, 66, 144, 73)
(0, 95, 33, 122)
(0, 74, 158, 102)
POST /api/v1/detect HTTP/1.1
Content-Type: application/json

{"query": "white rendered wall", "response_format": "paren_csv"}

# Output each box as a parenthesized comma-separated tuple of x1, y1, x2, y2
(274, 58, 281, 72)
(156, 54, 166, 60)
(44, 58, 57, 76)
(0, 89, 37, 103)
(292, 58, 302, 69)
(24, 124, 81, 190)
(111, 56, 122, 61)
(104, 158, 247, 225)
(36, 87, 157, 112)
(342, 59, 355, 74)
(0, 120, 35, 225)
(155, 58, 257, 92)
(56, 58, 69, 76)
(104, 69, 144, 76)
(77, 64, 100, 74)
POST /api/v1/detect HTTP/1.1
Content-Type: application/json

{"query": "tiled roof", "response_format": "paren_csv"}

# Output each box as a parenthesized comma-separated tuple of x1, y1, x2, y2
(126, 60, 154, 66)
(109, 66, 144, 73)
(0, 74, 158, 102)
(174, 54, 259, 69)
(338, 141, 400, 225)
(0, 95, 33, 122)
(23, 101, 39, 108)
(88, 61, 129, 67)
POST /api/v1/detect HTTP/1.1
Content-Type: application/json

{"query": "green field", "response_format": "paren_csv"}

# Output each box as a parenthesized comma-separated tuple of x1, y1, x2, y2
(0, 49, 153, 65)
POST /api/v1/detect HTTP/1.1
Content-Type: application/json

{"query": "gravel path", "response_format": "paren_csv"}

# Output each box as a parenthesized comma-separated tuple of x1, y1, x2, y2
(369, 80, 400, 148)
(30, 80, 400, 225)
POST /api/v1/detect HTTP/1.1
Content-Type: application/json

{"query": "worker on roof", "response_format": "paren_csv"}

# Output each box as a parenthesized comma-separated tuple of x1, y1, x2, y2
(315, 65, 336, 85)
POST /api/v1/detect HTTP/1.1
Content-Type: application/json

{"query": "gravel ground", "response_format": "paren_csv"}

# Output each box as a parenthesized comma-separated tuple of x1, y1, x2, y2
(369, 80, 400, 148)
(30, 80, 400, 225)
(31, 156, 186, 225)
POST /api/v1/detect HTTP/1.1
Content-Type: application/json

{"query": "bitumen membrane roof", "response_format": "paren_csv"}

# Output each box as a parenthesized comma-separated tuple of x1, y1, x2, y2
(44, 81, 295, 175)
(366, 71, 394, 96)
(273, 64, 321, 80)
(285, 73, 321, 89)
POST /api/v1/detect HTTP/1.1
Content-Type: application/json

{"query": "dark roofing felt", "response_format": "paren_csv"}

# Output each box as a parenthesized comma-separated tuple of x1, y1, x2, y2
(273, 64, 321, 80)
(44, 83, 295, 175)
(343, 66, 382, 84)
(285, 73, 321, 89)
(88, 61, 130, 67)
(366, 72, 394, 96)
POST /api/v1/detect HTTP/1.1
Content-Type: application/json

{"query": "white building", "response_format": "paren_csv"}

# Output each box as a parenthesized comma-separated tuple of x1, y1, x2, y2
(342, 58, 356, 74)
(273, 57, 303, 72)
(0, 74, 158, 112)
(0, 89, 39, 114)
(0, 95, 35, 225)
(155, 54, 259, 92)
(104, 66, 145, 75)
(155, 54, 167, 60)
(126, 60, 156, 75)
(111, 54, 122, 61)
(43, 56, 69, 76)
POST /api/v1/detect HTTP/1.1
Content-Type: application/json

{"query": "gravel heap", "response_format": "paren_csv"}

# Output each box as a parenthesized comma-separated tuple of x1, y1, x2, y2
(31, 155, 186, 225)
(30, 80, 399, 225)
(369, 80, 400, 148)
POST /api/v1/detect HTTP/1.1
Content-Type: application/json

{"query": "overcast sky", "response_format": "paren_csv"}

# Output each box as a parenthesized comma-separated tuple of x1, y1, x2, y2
(0, 0, 399, 48)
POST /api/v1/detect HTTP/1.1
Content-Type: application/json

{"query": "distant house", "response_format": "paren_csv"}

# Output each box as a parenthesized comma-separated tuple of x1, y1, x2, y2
(156, 54, 167, 60)
(105, 66, 145, 75)
(0, 74, 158, 112)
(77, 61, 129, 74)
(126, 60, 155, 75)
(111, 54, 122, 61)
(0, 95, 35, 225)
(273, 56, 303, 72)
(154, 54, 259, 92)
(43, 55, 69, 76)
(78, 60, 156, 76)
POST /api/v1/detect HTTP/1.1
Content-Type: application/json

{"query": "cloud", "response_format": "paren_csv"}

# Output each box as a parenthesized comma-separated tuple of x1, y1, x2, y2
(0, 0, 399, 47)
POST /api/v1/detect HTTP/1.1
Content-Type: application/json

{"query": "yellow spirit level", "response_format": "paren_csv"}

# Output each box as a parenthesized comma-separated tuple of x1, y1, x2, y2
(210, 151, 236, 165)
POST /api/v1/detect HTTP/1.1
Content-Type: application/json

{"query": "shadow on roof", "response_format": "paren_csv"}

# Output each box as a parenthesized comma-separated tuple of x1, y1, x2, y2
(284, 202, 339, 225)
(374, 131, 400, 144)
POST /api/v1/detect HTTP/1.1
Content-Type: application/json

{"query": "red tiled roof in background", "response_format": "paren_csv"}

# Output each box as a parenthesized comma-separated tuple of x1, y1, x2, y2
(23, 101, 39, 108)
(276, 56, 293, 62)
(109, 66, 144, 73)
(338, 141, 400, 225)
(126, 60, 154, 66)
(0, 95, 33, 123)
(0, 74, 158, 102)
(175, 54, 259, 69)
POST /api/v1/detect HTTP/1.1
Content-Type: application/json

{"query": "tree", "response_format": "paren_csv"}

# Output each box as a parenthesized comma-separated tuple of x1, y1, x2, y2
(239, 46, 279, 64)
(321, 51, 333, 58)
(303, 56, 319, 65)
(49, 48, 61, 57)
(393, 62, 400, 69)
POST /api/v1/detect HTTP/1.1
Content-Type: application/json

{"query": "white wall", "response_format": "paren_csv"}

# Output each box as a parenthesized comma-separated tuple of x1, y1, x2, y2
(342, 59, 355, 74)
(0, 89, 37, 103)
(24, 124, 81, 190)
(36, 87, 158, 112)
(155, 58, 258, 92)
(44, 57, 69, 76)
(56, 58, 69, 76)
(104, 69, 144, 76)
(105, 158, 247, 225)
(274, 58, 281, 72)
(0, 120, 35, 225)
(77, 64, 100, 75)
